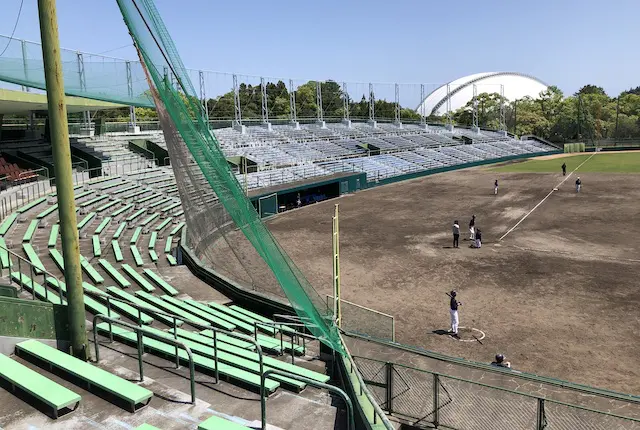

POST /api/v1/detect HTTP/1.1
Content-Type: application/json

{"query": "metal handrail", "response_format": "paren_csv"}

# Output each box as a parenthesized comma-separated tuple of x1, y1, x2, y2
(0, 244, 64, 302)
(252, 320, 315, 364)
(92, 314, 196, 404)
(343, 349, 395, 429)
(260, 368, 355, 430)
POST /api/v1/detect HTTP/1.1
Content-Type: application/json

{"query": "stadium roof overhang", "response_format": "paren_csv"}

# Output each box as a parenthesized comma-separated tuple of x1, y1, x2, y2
(0, 88, 126, 115)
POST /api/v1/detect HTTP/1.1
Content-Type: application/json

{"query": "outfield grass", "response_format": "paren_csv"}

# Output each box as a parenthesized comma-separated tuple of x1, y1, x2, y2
(490, 152, 640, 173)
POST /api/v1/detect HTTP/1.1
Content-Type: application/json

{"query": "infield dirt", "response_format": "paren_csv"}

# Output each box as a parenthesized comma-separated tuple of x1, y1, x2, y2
(209, 158, 640, 394)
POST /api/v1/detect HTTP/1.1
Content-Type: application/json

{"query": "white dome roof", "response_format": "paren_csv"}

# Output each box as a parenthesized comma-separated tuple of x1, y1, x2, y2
(417, 72, 548, 117)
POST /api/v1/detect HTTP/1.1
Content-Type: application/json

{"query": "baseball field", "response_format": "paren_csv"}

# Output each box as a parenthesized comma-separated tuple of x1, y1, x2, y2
(209, 151, 640, 395)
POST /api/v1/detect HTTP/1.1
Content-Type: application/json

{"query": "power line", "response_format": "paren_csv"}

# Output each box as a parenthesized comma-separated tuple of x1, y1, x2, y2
(97, 43, 133, 55)
(0, 0, 25, 58)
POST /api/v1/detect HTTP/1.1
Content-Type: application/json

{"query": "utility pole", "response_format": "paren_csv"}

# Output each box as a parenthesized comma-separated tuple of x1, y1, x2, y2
(513, 99, 518, 136)
(614, 97, 620, 141)
(38, 0, 88, 360)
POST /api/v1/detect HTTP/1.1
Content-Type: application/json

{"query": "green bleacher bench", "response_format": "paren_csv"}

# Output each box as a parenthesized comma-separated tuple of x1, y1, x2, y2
(140, 326, 315, 391)
(45, 277, 121, 319)
(121, 264, 155, 293)
(162, 297, 235, 331)
(92, 235, 101, 257)
(130, 227, 142, 245)
(99, 180, 127, 191)
(130, 245, 144, 267)
(0, 213, 18, 236)
(140, 212, 160, 227)
(94, 216, 112, 235)
(164, 235, 173, 253)
(156, 182, 176, 190)
(113, 222, 127, 239)
(138, 193, 162, 205)
(197, 415, 252, 430)
(11, 272, 65, 305)
(123, 189, 150, 200)
(48, 224, 59, 248)
(185, 300, 250, 333)
(135, 291, 210, 327)
(0, 353, 81, 419)
(95, 324, 280, 395)
(142, 269, 178, 296)
(169, 222, 185, 236)
(166, 254, 177, 266)
(111, 203, 134, 218)
(173, 209, 184, 217)
(161, 202, 181, 213)
(111, 185, 137, 195)
(208, 302, 277, 335)
(173, 327, 256, 351)
(22, 243, 46, 274)
(83, 282, 154, 324)
(148, 198, 171, 209)
(87, 175, 120, 185)
(98, 259, 131, 288)
(80, 254, 105, 284)
(77, 212, 97, 230)
(106, 287, 182, 327)
(154, 218, 172, 234)
(17, 197, 47, 214)
(149, 249, 158, 262)
(37, 203, 58, 219)
(79, 195, 109, 208)
(126, 208, 147, 223)
(0, 237, 12, 268)
(96, 199, 122, 213)
(148, 231, 158, 250)
(22, 220, 39, 243)
(230, 305, 296, 336)
(111, 240, 124, 262)
(49, 248, 65, 271)
(15, 339, 153, 411)
(73, 190, 96, 200)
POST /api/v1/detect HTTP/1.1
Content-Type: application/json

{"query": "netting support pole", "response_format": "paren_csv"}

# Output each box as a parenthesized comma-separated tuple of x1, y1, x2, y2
(368, 83, 376, 128)
(21, 40, 30, 93)
(536, 398, 546, 430)
(288, 79, 299, 129)
(341, 82, 351, 128)
(499, 84, 506, 132)
(420, 84, 427, 128)
(232, 74, 244, 134)
(332, 203, 341, 328)
(316, 81, 325, 128)
(432, 374, 440, 427)
(38, 0, 88, 360)
(126, 62, 137, 131)
(472, 84, 479, 130)
(385, 362, 394, 414)
(198, 71, 209, 130)
(445, 83, 453, 130)
(260, 77, 271, 131)
(394, 83, 402, 128)
(76, 52, 91, 133)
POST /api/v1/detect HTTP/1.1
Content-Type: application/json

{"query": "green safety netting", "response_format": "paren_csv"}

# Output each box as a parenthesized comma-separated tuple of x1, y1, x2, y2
(0, 34, 153, 107)
(113, 0, 344, 353)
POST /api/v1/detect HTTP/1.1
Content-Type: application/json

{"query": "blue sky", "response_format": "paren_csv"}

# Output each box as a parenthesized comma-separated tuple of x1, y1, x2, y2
(0, 0, 638, 98)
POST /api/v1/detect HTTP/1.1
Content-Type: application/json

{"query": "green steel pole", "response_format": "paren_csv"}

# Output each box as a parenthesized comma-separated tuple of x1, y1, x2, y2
(37, 0, 88, 360)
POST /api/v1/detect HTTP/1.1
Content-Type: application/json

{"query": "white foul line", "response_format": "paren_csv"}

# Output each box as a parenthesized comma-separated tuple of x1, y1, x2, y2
(499, 152, 597, 241)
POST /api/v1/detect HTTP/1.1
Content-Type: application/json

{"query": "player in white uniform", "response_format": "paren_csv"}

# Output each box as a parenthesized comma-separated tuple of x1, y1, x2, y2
(449, 291, 462, 336)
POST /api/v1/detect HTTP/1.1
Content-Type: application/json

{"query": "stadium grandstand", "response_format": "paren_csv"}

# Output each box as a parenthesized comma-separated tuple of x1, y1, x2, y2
(0, 1, 638, 430)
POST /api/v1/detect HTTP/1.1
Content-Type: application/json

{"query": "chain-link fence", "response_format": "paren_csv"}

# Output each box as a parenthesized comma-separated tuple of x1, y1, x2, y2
(326, 295, 395, 342)
(353, 356, 640, 430)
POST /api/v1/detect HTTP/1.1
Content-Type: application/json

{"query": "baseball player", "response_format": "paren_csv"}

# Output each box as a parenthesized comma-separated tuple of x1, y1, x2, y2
(494, 179, 499, 195)
(468, 215, 476, 240)
(561, 162, 567, 176)
(575, 177, 581, 193)
(449, 290, 462, 336)
(491, 354, 512, 368)
(452, 220, 460, 248)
